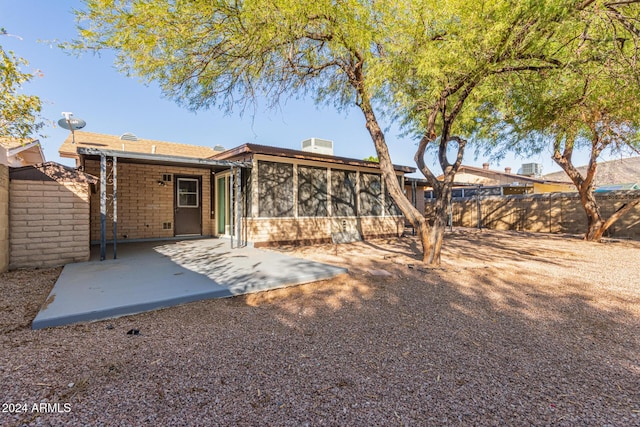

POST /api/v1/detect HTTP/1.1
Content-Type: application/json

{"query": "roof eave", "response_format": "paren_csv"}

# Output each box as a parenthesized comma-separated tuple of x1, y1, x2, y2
(77, 147, 251, 169)
(7, 139, 41, 156)
(213, 143, 415, 173)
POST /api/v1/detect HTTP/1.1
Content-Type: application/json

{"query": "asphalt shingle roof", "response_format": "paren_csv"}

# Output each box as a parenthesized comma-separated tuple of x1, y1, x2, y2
(59, 131, 220, 160)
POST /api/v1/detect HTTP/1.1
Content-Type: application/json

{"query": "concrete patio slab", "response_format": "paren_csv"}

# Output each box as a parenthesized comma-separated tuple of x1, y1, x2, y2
(32, 239, 347, 329)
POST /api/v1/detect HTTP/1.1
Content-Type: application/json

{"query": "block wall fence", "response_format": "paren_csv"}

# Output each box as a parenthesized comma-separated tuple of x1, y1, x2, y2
(8, 179, 91, 269)
(0, 165, 9, 272)
(426, 191, 640, 239)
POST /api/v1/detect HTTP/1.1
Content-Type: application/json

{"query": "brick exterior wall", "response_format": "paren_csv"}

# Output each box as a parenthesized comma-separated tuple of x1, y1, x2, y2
(9, 180, 91, 269)
(84, 160, 213, 242)
(426, 191, 640, 239)
(0, 165, 8, 272)
(245, 216, 404, 246)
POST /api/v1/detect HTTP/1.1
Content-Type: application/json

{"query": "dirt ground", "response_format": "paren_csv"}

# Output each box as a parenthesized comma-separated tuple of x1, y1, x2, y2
(1, 228, 639, 426)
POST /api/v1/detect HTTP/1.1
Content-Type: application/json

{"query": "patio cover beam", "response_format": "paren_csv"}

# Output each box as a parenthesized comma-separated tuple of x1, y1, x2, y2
(113, 156, 117, 259)
(99, 154, 118, 261)
(77, 147, 251, 169)
(235, 167, 242, 246)
(230, 166, 234, 249)
(100, 155, 106, 261)
(87, 147, 251, 259)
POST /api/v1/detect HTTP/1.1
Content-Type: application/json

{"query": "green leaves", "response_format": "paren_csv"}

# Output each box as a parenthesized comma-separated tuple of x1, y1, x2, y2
(0, 44, 43, 139)
(483, 0, 640, 160)
(71, 0, 640, 160)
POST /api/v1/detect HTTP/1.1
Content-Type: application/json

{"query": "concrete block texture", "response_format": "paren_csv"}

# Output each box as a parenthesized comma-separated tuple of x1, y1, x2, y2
(84, 161, 213, 241)
(427, 191, 640, 240)
(246, 216, 404, 246)
(9, 179, 91, 269)
(0, 165, 8, 272)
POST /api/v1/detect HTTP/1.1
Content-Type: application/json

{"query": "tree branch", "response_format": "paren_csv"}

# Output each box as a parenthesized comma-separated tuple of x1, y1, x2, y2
(605, 5, 640, 38)
(600, 196, 640, 233)
(605, 0, 640, 6)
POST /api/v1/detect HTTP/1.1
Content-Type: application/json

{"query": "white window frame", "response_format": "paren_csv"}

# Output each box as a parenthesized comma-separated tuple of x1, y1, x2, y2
(177, 178, 199, 208)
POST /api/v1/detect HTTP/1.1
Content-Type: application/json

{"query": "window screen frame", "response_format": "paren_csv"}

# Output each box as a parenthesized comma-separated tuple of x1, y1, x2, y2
(257, 160, 295, 218)
(331, 168, 357, 217)
(177, 177, 200, 208)
(297, 165, 328, 218)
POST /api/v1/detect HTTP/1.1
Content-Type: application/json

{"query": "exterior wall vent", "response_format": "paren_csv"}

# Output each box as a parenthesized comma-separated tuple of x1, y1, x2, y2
(120, 132, 138, 141)
(301, 138, 334, 156)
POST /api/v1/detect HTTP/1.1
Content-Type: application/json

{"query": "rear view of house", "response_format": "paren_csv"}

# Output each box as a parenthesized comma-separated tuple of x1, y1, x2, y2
(59, 132, 414, 255)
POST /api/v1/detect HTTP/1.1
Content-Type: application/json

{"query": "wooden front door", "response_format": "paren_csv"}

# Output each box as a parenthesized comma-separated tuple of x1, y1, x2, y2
(174, 176, 202, 235)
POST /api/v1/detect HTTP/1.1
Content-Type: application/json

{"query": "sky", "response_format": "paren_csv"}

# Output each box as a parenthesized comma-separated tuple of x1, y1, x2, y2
(0, 0, 610, 177)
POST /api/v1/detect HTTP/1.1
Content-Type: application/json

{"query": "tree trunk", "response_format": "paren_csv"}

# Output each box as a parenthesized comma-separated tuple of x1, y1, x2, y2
(580, 189, 606, 241)
(599, 197, 640, 237)
(415, 129, 464, 266)
(584, 192, 640, 241)
(551, 134, 639, 242)
(426, 189, 450, 264)
(358, 100, 433, 261)
(415, 219, 433, 263)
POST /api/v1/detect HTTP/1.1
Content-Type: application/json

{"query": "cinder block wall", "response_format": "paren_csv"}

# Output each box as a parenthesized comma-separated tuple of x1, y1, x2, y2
(9, 180, 91, 269)
(84, 161, 212, 241)
(427, 191, 640, 239)
(0, 164, 9, 272)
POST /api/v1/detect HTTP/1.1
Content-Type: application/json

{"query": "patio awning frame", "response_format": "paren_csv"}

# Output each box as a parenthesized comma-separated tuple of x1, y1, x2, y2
(77, 147, 252, 261)
(77, 147, 251, 170)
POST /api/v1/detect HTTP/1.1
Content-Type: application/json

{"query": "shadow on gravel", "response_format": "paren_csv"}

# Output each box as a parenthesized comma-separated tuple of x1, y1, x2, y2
(1, 230, 639, 426)
(232, 230, 640, 426)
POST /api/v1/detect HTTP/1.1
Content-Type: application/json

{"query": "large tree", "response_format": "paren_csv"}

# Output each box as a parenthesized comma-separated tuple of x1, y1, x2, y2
(386, 1, 589, 263)
(551, 88, 640, 241)
(0, 28, 43, 139)
(480, 2, 640, 241)
(73, 0, 435, 258)
(72, 0, 630, 263)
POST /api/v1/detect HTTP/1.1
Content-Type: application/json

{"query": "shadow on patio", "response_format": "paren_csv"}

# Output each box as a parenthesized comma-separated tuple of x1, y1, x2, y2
(31, 238, 347, 329)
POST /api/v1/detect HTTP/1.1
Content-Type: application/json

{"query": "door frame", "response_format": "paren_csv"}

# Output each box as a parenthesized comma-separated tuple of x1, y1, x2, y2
(215, 171, 231, 236)
(174, 174, 203, 236)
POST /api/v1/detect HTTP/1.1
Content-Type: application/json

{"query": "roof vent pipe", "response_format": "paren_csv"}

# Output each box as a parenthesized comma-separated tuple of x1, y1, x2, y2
(482, 162, 490, 170)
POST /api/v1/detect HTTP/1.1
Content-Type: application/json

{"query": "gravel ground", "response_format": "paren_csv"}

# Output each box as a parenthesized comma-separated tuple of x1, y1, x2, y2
(1, 229, 639, 426)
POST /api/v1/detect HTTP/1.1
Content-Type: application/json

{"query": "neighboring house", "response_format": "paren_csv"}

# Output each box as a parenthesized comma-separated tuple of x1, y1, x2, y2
(59, 131, 414, 256)
(543, 156, 640, 189)
(454, 163, 523, 186)
(402, 164, 574, 209)
(434, 163, 575, 197)
(594, 183, 640, 193)
(0, 138, 46, 167)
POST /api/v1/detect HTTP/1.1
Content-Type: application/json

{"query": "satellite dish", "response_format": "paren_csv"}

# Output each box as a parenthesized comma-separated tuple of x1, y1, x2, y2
(58, 117, 86, 130)
(59, 112, 86, 144)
